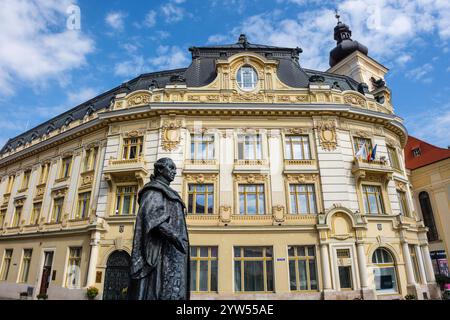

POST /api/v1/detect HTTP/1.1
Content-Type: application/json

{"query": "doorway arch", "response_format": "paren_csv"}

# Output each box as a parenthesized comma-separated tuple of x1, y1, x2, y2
(102, 251, 130, 300)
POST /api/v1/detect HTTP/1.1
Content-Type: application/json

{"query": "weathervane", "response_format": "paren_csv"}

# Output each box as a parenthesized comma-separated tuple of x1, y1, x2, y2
(335, 9, 341, 23)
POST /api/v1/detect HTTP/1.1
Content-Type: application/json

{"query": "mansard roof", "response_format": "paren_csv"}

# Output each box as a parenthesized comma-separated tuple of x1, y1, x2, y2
(405, 136, 450, 170)
(0, 35, 365, 155)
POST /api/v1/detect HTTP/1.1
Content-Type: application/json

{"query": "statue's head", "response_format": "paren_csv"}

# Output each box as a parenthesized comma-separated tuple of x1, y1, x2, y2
(152, 157, 177, 184)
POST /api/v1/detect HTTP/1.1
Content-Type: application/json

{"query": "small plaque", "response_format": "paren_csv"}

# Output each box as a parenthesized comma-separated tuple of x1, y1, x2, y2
(52, 270, 57, 280)
(276, 258, 286, 262)
(96, 271, 102, 283)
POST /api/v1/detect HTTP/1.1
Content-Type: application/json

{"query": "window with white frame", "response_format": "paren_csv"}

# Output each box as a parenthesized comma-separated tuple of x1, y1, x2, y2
(289, 184, 317, 214)
(236, 66, 258, 90)
(0, 249, 13, 281)
(372, 248, 398, 294)
(190, 134, 214, 160)
(362, 185, 385, 214)
(397, 190, 409, 216)
(285, 135, 311, 160)
(237, 134, 262, 160)
(18, 249, 32, 283)
(65, 247, 82, 288)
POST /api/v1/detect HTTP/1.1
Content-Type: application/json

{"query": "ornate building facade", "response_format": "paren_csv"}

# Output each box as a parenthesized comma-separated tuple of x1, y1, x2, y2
(0, 20, 441, 300)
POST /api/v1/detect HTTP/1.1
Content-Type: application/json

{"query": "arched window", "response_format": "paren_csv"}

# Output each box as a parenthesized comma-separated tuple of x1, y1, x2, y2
(237, 66, 258, 91)
(419, 192, 439, 241)
(372, 248, 398, 294)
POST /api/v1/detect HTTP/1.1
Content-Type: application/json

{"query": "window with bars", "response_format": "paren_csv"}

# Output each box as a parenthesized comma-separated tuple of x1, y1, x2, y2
(83, 147, 98, 172)
(237, 134, 262, 160)
(18, 249, 32, 283)
(51, 197, 64, 223)
(115, 186, 137, 215)
(75, 192, 91, 219)
(21, 170, 31, 190)
(362, 185, 385, 214)
(288, 246, 318, 291)
(60, 157, 72, 179)
(353, 137, 372, 158)
(397, 190, 409, 216)
(0, 249, 13, 281)
(234, 246, 274, 293)
(285, 135, 311, 160)
(289, 184, 317, 214)
(238, 184, 266, 215)
(387, 146, 400, 170)
(30, 203, 41, 225)
(188, 184, 214, 214)
(122, 137, 143, 160)
(12, 206, 22, 227)
(66, 247, 82, 288)
(409, 245, 421, 284)
(190, 134, 214, 160)
(190, 246, 218, 293)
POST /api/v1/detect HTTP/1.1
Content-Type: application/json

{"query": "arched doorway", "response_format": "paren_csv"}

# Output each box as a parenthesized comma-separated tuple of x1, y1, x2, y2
(372, 248, 398, 294)
(103, 251, 130, 300)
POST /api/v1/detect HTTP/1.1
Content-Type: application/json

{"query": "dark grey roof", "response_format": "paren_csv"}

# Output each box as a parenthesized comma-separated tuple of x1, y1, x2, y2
(1, 35, 366, 156)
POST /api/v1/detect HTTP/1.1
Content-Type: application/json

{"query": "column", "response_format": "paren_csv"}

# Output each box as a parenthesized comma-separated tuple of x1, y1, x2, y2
(320, 244, 332, 290)
(356, 242, 368, 289)
(401, 242, 416, 285)
(86, 231, 100, 286)
(420, 245, 436, 283)
(414, 245, 427, 284)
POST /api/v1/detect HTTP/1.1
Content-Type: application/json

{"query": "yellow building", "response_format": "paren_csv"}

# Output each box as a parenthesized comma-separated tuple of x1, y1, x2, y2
(405, 136, 450, 278)
(0, 21, 442, 300)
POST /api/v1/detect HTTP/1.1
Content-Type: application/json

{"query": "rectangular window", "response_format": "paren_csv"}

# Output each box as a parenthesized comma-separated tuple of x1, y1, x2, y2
(237, 134, 262, 160)
(190, 246, 218, 292)
(21, 170, 31, 190)
(75, 192, 91, 219)
(122, 137, 143, 160)
(51, 198, 64, 223)
(18, 249, 32, 283)
(30, 203, 42, 225)
(338, 266, 353, 290)
(289, 184, 317, 214)
(6, 175, 15, 194)
(387, 146, 400, 170)
(188, 184, 214, 214)
(60, 157, 72, 179)
(190, 134, 214, 160)
(362, 185, 385, 214)
(409, 245, 421, 284)
(115, 186, 137, 215)
(0, 249, 13, 281)
(83, 147, 98, 172)
(39, 163, 50, 184)
(238, 184, 265, 215)
(285, 135, 311, 160)
(397, 190, 409, 216)
(234, 246, 274, 293)
(353, 137, 372, 158)
(0, 209, 5, 229)
(65, 247, 82, 288)
(288, 246, 318, 291)
(12, 206, 22, 227)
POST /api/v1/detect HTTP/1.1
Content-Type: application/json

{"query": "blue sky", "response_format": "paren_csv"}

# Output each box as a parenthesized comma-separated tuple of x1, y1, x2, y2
(1, 0, 449, 148)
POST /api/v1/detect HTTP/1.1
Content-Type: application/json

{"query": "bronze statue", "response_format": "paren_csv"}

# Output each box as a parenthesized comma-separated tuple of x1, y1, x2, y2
(129, 158, 190, 300)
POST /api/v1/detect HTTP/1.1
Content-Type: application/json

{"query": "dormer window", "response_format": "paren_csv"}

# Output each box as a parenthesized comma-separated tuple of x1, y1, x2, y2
(412, 148, 421, 157)
(237, 66, 258, 91)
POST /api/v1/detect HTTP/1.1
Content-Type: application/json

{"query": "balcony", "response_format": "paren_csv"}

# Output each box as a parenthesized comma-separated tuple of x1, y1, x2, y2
(184, 159, 219, 173)
(283, 159, 317, 173)
(103, 156, 148, 187)
(233, 159, 269, 173)
(351, 157, 393, 183)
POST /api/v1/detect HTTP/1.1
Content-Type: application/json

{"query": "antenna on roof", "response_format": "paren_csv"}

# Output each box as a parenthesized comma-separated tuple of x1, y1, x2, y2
(335, 9, 341, 23)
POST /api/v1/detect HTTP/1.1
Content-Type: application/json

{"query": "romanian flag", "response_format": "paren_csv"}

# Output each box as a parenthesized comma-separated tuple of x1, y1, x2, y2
(367, 144, 377, 162)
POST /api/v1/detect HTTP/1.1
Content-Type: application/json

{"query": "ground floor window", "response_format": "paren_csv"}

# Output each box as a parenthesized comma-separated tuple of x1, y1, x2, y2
(234, 246, 273, 292)
(18, 249, 32, 283)
(0, 249, 13, 281)
(372, 248, 398, 294)
(66, 247, 82, 288)
(288, 245, 318, 291)
(430, 250, 449, 277)
(338, 266, 353, 290)
(190, 246, 218, 292)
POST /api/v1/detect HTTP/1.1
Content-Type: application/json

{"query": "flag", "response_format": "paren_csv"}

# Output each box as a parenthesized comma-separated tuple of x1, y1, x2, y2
(355, 144, 365, 159)
(366, 145, 372, 161)
(370, 144, 377, 161)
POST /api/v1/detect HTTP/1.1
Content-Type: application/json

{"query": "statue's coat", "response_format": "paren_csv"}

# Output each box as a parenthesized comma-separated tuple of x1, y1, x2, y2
(129, 179, 189, 300)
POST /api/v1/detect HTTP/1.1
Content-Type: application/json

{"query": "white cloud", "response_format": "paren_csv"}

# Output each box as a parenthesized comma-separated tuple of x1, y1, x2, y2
(67, 87, 98, 106)
(405, 63, 433, 82)
(161, 1, 185, 23)
(144, 10, 157, 28)
(208, 34, 230, 44)
(0, 0, 94, 96)
(105, 11, 126, 31)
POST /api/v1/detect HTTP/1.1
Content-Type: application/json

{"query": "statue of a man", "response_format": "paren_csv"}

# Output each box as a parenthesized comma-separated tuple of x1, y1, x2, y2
(129, 158, 190, 300)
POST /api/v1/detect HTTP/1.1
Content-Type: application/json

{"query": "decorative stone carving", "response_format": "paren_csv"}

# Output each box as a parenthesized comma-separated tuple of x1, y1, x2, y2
(354, 130, 372, 138)
(206, 95, 219, 101)
(52, 187, 68, 198)
(234, 173, 268, 183)
(161, 118, 182, 151)
(184, 173, 217, 184)
(125, 129, 145, 138)
(285, 173, 318, 183)
(231, 93, 264, 102)
(286, 128, 305, 135)
(272, 205, 285, 223)
(296, 95, 308, 102)
(316, 120, 338, 151)
(14, 198, 25, 207)
(127, 92, 151, 107)
(219, 205, 232, 223)
(187, 95, 200, 101)
(395, 180, 406, 191)
(344, 94, 366, 107)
